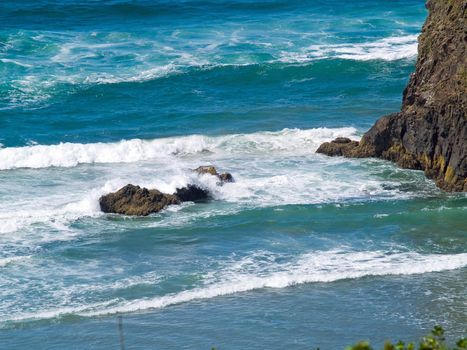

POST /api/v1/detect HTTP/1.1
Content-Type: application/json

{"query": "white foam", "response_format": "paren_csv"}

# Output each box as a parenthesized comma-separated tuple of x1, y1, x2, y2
(279, 35, 418, 63)
(51, 42, 115, 63)
(0, 179, 117, 235)
(0, 256, 31, 267)
(6, 75, 53, 108)
(4, 250, 466, 323)
(0, 127, 358, 170)
(82, 64, 178, 84)
(0, 58, 32, 68)
(421, 206, 467, 212)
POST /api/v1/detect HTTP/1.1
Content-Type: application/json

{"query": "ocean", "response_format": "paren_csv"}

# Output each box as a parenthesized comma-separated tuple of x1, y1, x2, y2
(0, 0, 466, 349)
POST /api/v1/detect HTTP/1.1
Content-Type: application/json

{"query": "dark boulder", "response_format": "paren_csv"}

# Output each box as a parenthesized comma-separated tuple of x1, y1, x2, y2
(174, 185, 210, 202)
(218, 172, 234, 183)
(99, 184, 180, 216)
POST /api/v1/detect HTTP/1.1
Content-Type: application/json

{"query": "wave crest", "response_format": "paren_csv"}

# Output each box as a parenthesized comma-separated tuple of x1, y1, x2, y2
(0, 127, 358, 170)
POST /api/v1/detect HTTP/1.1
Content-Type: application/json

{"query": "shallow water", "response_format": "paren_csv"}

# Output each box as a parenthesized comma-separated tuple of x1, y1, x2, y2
(0, 1, 466, 349)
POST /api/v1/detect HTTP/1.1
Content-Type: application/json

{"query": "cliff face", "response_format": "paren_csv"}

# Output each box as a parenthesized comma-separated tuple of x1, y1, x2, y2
(318, 0, 467, 191)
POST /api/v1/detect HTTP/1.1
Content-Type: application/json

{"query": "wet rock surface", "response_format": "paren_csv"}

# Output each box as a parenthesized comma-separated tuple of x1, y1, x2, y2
(317, 0, 467, 191)
(194, 166, 218, 176)
(316, 138, 360, 157)
(174, 185, 210, 202)
(218, 172, 234, 183)
(99, 184, 180, 216)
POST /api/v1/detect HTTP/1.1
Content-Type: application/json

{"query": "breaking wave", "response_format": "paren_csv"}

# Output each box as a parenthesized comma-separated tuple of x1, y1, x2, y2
(0, 127, 358, 170)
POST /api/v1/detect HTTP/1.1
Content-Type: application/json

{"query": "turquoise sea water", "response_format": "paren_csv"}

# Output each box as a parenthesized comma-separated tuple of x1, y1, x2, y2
(0, 1, 466, 349)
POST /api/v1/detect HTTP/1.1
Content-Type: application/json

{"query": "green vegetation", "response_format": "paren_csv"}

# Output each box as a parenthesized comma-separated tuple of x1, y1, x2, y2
(347, 326, 467, 350)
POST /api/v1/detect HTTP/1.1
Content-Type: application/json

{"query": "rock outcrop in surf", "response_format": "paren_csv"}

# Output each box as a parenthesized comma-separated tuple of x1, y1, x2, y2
(99, 166, 233, 215)
(174, 185, 210, 202)
(99, 184, 181, 216)
(318, 0, 467, 191)
(316, 137, 360, 157)
(194, 166, 234, 184)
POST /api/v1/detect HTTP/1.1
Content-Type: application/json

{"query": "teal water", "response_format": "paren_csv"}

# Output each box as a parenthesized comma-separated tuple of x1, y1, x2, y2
(0, 1, 466, 349)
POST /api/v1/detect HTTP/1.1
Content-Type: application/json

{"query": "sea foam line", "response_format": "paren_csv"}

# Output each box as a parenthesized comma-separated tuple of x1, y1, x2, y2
(280, 35, 418, 63)
(0, 127, 358, 170)
(3, 250, 466, 324)
(85, 251, 465, 318)
(0, 58, 33, 68)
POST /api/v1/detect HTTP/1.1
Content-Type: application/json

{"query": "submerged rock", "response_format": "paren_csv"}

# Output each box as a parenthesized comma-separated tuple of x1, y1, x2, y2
(317, 0, 467, 191)
(194, 165, 234, 183)
(99, 184, 180, 216)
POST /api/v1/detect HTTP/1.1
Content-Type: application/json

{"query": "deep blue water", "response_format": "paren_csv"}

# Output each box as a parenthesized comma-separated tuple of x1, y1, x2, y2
(0, 1, 466, 349)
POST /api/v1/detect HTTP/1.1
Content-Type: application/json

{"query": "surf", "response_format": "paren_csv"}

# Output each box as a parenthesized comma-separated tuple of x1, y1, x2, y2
(0, 127, 358, 170)
(2, 249, 466, 325)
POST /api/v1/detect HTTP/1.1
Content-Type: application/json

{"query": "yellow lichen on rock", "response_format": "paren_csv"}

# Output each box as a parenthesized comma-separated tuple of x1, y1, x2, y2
(444, 166, 456, 184)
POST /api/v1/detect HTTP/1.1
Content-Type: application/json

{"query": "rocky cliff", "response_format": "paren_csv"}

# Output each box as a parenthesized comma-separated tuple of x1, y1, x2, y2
(318, 0, 467, 191)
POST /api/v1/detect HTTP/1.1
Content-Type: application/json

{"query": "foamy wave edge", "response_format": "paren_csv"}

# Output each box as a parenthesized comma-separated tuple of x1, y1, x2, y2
(3, 250, 466, 324)
(0, 256, 31, 267)
(0, 127, 358, 170)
